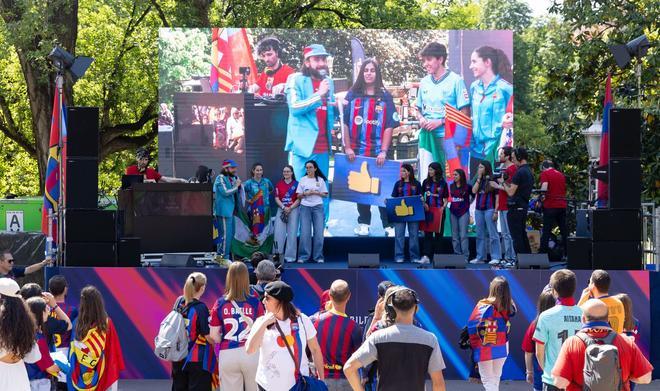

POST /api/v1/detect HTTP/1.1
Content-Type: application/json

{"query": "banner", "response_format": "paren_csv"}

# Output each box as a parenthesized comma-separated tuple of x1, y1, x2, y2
(332, 154, 401, 206)
(386, 196, 425, 222)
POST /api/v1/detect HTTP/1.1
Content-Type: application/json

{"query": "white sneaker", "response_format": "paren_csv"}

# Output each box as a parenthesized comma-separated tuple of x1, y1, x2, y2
(420, 255, 431, 264)
(316, 259, 324, 263)
(324, 228, 333, 237)
(488, 259, 502, 266)
(354, 224, 370, 236)
(297, 259, 306, 263)
(412, 258, 423, 264)
(469, 258, 485, 264)
(384, 227, 395, 237)
(395, 258, 405, 263)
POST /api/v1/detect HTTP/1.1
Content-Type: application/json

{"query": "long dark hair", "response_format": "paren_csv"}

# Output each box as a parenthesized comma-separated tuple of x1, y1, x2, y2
(400, 163, 415, 182)
(486, 276, 514, 315)
(534, 290, 555, 322)
(427, 162, 444, 182)
(76, 286, 108, 339)
(26, 296, 48, 333)
(349, 58, 385, 96)
(474, 46, 512, 83)
(0, 295, 36, 358)
(305, 160, 327, 181)
(282, 164, 296, 181)
(453, 168, 467, 187)
(251, 162, 263, 179)
(480, 160, 494, 178)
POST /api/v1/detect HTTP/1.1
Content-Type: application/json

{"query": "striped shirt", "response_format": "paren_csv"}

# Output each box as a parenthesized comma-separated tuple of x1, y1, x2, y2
(391, 180, 422, 197)
(343, 90, 399, 157)
(311, 309, 363, 379)
(475, 181, 496, 210)
(422, 178, 449, 207)
(210, 295, 264, 350)
(180, 299, 216, 373)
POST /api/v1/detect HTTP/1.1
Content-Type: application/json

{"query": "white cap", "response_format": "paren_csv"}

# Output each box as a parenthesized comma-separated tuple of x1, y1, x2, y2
(0, 278, 21, 298)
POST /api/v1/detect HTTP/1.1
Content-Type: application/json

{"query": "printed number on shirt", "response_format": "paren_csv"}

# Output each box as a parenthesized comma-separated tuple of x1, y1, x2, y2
(224, 317, 253, 341)
(557, 329, 579, 344)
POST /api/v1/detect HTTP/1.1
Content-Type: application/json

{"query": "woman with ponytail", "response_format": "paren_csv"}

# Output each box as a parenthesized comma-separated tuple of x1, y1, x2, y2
(172, 272, 217, 391)
(468, 46, 514, 173)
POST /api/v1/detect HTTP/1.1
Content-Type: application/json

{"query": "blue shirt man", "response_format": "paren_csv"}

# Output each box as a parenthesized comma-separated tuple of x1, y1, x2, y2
(213, 159, 241, 259)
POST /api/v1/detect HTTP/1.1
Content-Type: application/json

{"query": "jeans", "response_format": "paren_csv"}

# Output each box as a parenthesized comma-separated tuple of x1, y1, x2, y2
(508, 206, 531, 255)
(273, 207, 300, 262)
(292, 153, 330, 225)
(299, 204, 325, 261)
(498, 210, 516, 260)
(394, 221, 420, 261)
(215, 216, 234, 259)
(450, 212, 470, 258)
(475, 209, 501, 260)
(357, 203, 390, 227)
(478, 357, 507, 391)
(540, 208, 568, 256)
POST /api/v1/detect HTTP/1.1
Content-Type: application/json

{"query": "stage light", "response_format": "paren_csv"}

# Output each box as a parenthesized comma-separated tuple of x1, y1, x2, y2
(609, 34, 650, 69)
(47, 45, 94, 83)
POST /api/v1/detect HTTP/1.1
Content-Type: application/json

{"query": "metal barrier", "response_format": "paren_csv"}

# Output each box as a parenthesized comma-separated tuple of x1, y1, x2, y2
(641, 202, 657, 269)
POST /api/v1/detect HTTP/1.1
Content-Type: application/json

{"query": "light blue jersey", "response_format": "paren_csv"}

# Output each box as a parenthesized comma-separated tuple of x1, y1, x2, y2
(532, 304, 583, 386)
(469, 75, 513, 159)
(416, 70, 470, 138)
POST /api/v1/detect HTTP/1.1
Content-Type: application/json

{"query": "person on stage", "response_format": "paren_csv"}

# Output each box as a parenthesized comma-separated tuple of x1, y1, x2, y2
(420, 162, 449, 264)
(468, 46, 513, 175)
(214, 159, 242, 262)
(243, 163, 274, 246)
(295, 160, 328, 263)
(493, 146, 517, 263)
(125, 147, 186, 183)
(273, 165, 300, 263)
(254, 36, 295, 97)
(226, 108, 245, 154)
(539, 160, 568, 258)
(342, 58, 398, 237)
(502, 147, 534, 257)
(416, 42, 470, 180)
(391, 164, 422, 264)
(470, 160, 502, 265)
(449, 168, 471, 260)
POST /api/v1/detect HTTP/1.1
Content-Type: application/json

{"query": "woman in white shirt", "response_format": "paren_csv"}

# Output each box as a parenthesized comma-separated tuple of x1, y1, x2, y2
(295, 160, 329, 263)
(246, 281, 325, 391)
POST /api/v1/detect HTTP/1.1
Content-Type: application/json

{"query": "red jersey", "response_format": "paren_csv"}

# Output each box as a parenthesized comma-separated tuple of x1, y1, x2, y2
(275, 179, 299, 207)
(540, 168, 567, 209)
(125, 165, 162, 182)
(210, 295, 264, 350)
(256, 63, 294, 96)
(311, 79, 329, 153)
(497, 164, 517, 211)
(552, 329, 653, 391)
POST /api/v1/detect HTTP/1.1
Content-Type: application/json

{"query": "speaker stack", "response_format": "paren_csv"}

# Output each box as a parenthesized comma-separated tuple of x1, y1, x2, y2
(569, 109, 642, 270)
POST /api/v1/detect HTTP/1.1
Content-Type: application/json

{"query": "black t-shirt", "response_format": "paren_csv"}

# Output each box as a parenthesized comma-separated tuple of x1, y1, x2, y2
(510, 164, 534, 207)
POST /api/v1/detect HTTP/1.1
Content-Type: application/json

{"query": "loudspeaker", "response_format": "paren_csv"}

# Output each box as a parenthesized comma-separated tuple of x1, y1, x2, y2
(65, 157, 98, 209)
(609, 159, 641, 209)
(65, 242, 117, 267)
(348, 253, 379, 268)
(567, 236, 592, 269)
(590, 209, 641, 242)
(161, 253, 197, 267)
(575, 209, 590, 237)
(609, 108, 641, 160)
(517, 253, 550, 269)
(432, 254, 466, 269)
(592, 241, 642, 270)
(66, 107, 99, 158)
(65, 209, 116, 242)
(117, 237, 141, 267)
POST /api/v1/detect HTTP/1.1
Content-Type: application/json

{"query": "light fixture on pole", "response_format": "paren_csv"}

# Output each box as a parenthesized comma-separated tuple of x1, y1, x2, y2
(609, 34, 650, 107)
(581, 119, 603, 204)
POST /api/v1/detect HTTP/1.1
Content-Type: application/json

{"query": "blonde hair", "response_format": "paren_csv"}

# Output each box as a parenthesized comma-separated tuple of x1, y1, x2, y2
(614, 293, 635, 331)
(224, 262, 250, 302)
(183, 272, 207, 304)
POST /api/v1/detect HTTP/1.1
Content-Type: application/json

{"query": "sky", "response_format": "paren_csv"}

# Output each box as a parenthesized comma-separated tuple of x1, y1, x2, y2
(526, 0, 554, 17)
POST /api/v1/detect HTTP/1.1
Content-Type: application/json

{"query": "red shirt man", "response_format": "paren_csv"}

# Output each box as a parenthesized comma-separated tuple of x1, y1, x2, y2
(125, 165, 162, 182)
(539, 165, 567, 209)
(256, 63, 294, 96)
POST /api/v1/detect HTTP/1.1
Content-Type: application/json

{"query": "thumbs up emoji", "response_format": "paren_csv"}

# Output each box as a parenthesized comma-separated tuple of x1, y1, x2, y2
(348, 161, 380, 194)
(395, 199, 414, 217)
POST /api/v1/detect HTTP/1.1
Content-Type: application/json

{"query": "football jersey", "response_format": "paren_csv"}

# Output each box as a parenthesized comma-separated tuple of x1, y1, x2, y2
(470, 75, 513, 157)
(416, 70, 470, 138)
(532, 304, 583, 385)
(343, 90, 400, 157)
(210, 295, 264, 350)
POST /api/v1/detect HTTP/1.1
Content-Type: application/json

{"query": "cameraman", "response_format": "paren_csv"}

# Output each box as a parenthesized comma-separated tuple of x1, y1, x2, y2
(502, 147, 533, 257)
(539, 160, 567, 257)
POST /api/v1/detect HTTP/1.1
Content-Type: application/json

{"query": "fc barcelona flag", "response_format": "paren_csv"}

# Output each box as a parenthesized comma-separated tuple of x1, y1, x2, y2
(41, 77, 67, 247)
(210, 28, 258, 93)
(443, 104, 472, 178)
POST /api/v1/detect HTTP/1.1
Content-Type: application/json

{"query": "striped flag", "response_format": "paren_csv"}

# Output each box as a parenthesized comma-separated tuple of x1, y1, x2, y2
(443, 104, 472, 178)
(210, 28, 257, 93)
(41, 77, 66, 248)
(597, 74, 612, 207)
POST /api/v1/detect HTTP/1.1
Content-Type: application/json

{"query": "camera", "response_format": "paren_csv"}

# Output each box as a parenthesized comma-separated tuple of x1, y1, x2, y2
(239, 66, 250, 76)
(492, 170, 509, 181)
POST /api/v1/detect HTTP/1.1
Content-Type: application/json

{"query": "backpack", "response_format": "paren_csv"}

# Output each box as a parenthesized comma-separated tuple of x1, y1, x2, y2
(576, 330, 623, 391)
(154, 301, 190, 361)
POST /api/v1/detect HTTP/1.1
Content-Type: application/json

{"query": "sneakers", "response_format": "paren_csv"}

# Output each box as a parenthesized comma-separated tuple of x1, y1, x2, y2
(419, 256, 431, 264)
(469, 258, 485, 264)
(284, 258, 297, 263)
(395, 258, 405, 263)
(488, 259, 502, 266)
(316, 259, 324, 263)
(354, 224, 370, 236)
(502, 260, 517, 268)
(296, 259, 306, 263)
(384, 227, 395, 237)
(412, 258, 423, 264)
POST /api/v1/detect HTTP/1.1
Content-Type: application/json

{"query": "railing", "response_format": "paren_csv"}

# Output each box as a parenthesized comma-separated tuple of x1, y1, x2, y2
(641, 202, 657, 269)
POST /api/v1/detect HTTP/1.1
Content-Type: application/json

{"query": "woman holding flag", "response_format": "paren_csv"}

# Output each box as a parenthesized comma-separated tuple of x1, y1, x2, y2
(244, 163, 274, 247)
(468, 45, 513, 175)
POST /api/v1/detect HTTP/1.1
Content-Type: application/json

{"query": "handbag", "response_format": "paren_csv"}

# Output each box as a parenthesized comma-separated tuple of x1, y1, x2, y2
(458, 325, 470, 350)
(274, 319, 328, 391)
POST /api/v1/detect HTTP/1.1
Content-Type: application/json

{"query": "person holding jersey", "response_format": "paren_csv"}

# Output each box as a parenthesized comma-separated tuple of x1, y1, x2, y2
(274, 165, 301, 263)
(342, 58, 398, 237)
(468, 46, 514, 173)
(391, 163, 423, 264)
(420, 162, 449, 264)
(468, 276, 516, 391)
(246, 281, 325, 391)
(449, 168, 471, 260)
(172, 273, 216, 391)
(244, 162, 275, 245)
(210, 262, 264, 391)
(470, 161, 502, 265)
(296, 160, 329, 263)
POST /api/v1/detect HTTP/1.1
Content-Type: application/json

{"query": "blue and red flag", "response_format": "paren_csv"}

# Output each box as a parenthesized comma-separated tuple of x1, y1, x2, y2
(597, 74, 613, 207)
(467, 300, 511, 362)
(210, 28, 257, 93)
(443, 103, 472, 179)
(41, 80, 67, 247)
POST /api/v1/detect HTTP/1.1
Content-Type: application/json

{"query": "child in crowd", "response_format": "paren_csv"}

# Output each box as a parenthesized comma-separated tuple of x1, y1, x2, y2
(25, 296, 66, 391)
(521, 290, 555, 391)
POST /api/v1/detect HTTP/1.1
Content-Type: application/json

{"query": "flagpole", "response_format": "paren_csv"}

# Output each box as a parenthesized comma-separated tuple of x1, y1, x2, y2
(56, 73, 64, 266)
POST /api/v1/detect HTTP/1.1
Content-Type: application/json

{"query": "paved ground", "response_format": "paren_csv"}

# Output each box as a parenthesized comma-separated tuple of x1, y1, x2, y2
(117, 379, 660, 390)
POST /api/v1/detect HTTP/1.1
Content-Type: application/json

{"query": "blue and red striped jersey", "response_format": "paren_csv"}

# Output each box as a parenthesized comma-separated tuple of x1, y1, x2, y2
(210, 295, 264, 350)
(467, 299, 515, 362)
(391, 180, 422, 197)
(475, 181, 496, 210)
(343, 90, 399, 157)
(311, 310, 363, 379)
(50, 301, 78, 349)
(449, 182, 471, 217)
(181, 300, 217, 373)
(422, 178, 449, 208)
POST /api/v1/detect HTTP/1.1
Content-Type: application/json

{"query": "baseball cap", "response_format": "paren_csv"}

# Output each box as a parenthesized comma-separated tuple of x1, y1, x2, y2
(265, 281, 294, 302)
(255, 260, 277, 281)
(222, 159, 238, 168)
(0, 278, 21, 298)
(303, 44, 330, 60)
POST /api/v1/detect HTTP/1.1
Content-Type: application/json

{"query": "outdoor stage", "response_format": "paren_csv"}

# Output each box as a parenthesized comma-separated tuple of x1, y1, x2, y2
(48, 267, 658, 381)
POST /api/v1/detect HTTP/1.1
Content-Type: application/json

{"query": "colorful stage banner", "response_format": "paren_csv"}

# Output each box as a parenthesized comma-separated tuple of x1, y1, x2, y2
(332, 154, 401, 206)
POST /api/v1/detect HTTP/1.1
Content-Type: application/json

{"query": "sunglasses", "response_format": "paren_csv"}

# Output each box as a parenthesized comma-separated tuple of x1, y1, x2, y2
(3, 259, 14, 264)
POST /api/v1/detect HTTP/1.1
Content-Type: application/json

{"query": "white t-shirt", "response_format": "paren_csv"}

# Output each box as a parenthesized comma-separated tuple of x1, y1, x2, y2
(296, 176, 328, 207)
(250, 313, 317, 390)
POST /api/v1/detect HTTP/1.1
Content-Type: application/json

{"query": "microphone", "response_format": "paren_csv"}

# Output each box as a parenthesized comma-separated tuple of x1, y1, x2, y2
(318, 69, 328, 78)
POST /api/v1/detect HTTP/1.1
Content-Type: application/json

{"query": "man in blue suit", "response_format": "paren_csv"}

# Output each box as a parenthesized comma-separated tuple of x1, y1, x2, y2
(213, 159, 242, 261)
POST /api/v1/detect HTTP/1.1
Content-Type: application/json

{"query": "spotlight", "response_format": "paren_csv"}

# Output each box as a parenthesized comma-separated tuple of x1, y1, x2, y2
(609, 34, 650, 69)
(47, 45, 94, 83)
